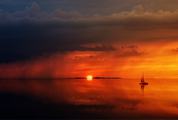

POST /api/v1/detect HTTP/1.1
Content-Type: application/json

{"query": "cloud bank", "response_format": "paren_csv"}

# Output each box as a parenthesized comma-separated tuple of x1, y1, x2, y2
(1, 2, 178, 63)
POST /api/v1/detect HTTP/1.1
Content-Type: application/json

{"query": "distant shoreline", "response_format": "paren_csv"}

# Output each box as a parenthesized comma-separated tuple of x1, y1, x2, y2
(0, 77, 122, 80)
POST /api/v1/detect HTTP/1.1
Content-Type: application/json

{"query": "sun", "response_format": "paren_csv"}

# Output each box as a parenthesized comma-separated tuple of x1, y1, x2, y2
(86, 75, 93, 81)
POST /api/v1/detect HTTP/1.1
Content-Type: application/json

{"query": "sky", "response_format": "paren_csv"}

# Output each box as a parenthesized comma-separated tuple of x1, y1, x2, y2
(1, 0, 178, 78)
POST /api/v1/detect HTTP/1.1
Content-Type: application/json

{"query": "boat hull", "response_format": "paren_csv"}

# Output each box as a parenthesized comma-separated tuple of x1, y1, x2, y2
(139, 82, 148, 85)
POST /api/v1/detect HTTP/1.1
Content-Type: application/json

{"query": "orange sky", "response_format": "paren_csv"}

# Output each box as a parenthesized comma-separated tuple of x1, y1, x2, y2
(1, 40, 178, 79)
(2, 2, 178, 79)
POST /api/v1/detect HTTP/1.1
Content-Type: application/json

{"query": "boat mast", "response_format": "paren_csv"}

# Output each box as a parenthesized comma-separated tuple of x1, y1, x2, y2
(141, 73, 144, 82)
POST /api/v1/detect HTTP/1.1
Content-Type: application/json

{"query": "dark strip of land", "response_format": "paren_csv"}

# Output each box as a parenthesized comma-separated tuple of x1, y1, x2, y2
(0, 77, 121, 80)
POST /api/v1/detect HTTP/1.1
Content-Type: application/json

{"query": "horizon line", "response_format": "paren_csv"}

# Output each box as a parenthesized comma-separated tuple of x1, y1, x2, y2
(0, 76, 122, 80)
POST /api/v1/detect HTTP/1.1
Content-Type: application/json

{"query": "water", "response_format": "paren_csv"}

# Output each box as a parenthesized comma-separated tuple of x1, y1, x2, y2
(0, 78, 178, 119)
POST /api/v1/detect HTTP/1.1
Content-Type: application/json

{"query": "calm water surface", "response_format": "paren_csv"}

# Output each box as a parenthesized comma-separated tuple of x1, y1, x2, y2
(0, 78, 178, 118)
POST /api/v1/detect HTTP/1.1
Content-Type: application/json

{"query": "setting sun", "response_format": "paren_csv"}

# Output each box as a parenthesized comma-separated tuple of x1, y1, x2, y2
(86, 75, 93, 81)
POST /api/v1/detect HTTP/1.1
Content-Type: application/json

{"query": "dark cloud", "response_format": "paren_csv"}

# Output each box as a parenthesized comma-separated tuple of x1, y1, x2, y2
(0, 22, 116, 63)
(116, 45, 144, 57)
(170, 48, 178, 54)
(1, 2, 178, 63)
(2, 0, 178, 14)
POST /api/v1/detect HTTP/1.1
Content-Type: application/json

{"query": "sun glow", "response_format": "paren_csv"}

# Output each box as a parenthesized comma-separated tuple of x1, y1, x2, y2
(86, 75, 93, 81)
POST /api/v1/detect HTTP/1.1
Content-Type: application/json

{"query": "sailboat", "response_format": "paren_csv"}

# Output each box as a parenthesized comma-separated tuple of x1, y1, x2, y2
(139, 74, 148, 85)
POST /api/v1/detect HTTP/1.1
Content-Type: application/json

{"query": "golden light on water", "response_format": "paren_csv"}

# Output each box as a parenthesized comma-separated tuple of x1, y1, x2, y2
(86, 75, 93, 81)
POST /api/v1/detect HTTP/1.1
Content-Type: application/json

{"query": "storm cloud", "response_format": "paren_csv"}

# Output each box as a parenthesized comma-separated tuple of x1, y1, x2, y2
(1, 2, 178, 63)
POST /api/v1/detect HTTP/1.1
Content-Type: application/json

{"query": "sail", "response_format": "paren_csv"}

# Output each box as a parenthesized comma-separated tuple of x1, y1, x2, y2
(141, 74, 144, 82)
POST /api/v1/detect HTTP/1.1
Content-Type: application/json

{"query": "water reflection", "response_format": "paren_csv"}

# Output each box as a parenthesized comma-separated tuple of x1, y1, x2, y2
(141, 84, 148, 95)
(139, 74, 149, 95)
(0, 78, 177, 118)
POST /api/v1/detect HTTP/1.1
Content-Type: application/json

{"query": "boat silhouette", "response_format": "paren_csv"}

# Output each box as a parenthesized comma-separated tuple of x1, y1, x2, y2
(139, 74, 148, 85)
(139, 74, 148, 94)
